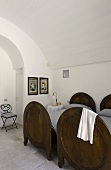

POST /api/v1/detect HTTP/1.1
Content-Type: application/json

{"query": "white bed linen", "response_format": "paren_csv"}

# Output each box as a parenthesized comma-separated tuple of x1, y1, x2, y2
(48, 109, 66, 131)
(48, 108, 111, 134)
(100, 116, 111, 133)
(48, 104, 92, 131)
(47, 105, 64, 113)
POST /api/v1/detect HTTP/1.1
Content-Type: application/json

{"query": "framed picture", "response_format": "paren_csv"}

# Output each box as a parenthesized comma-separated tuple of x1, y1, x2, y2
(28, 77, 38, 95)
(39, 78, 48, 94)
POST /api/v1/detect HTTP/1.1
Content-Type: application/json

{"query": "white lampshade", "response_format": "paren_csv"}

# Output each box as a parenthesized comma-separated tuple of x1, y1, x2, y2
(52, 92, 57, 106)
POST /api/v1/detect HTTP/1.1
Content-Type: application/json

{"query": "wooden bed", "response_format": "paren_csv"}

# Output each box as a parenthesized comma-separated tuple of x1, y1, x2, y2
(57, 93, 111, 170)
(23, 92, 95, 161)
(23, 101, 56, 160)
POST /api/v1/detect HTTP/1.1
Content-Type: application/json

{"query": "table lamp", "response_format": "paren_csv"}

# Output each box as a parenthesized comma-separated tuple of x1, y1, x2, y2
(52, 92, 57, 106)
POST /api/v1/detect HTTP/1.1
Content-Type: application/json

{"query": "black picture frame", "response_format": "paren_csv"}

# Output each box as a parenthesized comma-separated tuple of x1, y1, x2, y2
(28, 77, 38, 95)
(39, 77, 48, 94)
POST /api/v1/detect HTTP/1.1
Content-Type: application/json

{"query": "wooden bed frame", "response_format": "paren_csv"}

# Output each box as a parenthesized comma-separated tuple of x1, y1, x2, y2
(23, 92, 95, 161)
(57, 93, 111, 170)
(23, 101, 56, 160)
(100, 94, 111, 111)
(70, 92, 96, 112)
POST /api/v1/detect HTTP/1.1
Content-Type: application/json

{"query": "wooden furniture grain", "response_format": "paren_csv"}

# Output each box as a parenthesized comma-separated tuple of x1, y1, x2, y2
(57, 93, 111, 170)
(23, 101, 56, 160)
(70, 92, 96, 112)
(100, 94, 111, 111)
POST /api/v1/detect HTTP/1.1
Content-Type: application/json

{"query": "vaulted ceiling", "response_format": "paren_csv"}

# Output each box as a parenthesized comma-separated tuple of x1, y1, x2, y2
(0, 0, 111, 69)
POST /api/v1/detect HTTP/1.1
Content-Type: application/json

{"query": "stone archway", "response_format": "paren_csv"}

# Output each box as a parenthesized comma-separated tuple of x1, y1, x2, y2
(0, 35, 24, 125)
(0, 35, 24, 69)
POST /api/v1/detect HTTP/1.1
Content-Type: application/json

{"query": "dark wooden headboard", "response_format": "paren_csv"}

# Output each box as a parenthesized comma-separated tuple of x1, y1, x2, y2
(70, 92, 96, 112)
(100, 94, 111, 111)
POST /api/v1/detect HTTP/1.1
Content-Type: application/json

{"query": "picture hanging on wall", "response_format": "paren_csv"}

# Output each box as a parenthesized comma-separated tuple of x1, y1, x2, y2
(39, 77, 48, 94)
(28, 77, 38, 95)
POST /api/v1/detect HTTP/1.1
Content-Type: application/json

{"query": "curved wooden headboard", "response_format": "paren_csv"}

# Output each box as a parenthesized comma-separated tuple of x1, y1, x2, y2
(57, 107, 111, 169)
(70, 92, 96, 112)
(100, 94, 111, 111)
(23, 101, 52, 160)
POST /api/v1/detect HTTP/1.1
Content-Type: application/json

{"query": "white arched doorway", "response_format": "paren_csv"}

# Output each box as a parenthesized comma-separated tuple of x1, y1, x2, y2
(0, 35, 24, 125)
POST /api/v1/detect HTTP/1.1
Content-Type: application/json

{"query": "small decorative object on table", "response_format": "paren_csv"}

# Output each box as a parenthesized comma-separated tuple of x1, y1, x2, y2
(56, 102, 61, 106)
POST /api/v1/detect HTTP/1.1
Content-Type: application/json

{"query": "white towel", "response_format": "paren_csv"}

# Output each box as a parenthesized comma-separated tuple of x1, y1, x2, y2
(77, 108, 97, 144)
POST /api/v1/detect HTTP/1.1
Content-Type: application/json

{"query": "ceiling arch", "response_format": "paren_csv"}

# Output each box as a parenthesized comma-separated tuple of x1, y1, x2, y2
(0, 1, 111, 69)
(0, 35, 24, 69)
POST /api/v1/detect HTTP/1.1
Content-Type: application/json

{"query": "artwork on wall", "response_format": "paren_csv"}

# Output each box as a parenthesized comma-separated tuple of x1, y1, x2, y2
(28, 77, 38, 95)
(39, 77, 48, 94)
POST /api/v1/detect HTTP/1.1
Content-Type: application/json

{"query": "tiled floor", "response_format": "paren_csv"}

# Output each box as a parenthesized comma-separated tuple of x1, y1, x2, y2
(0, 124, 74, 170)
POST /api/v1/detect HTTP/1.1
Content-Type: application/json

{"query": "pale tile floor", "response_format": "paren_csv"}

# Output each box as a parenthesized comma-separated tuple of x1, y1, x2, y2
(0, 124, 74, 170)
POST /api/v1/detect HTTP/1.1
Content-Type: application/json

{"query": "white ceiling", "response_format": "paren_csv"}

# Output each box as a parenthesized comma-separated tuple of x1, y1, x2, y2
(0, 0, 111, 69)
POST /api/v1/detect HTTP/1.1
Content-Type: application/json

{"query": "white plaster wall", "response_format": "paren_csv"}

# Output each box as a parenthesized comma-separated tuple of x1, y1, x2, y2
(0, 48, 16, 126)
(0, 18, 52, 116)
(52, 61, 111, 112)
(0, 35, 24, 69)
